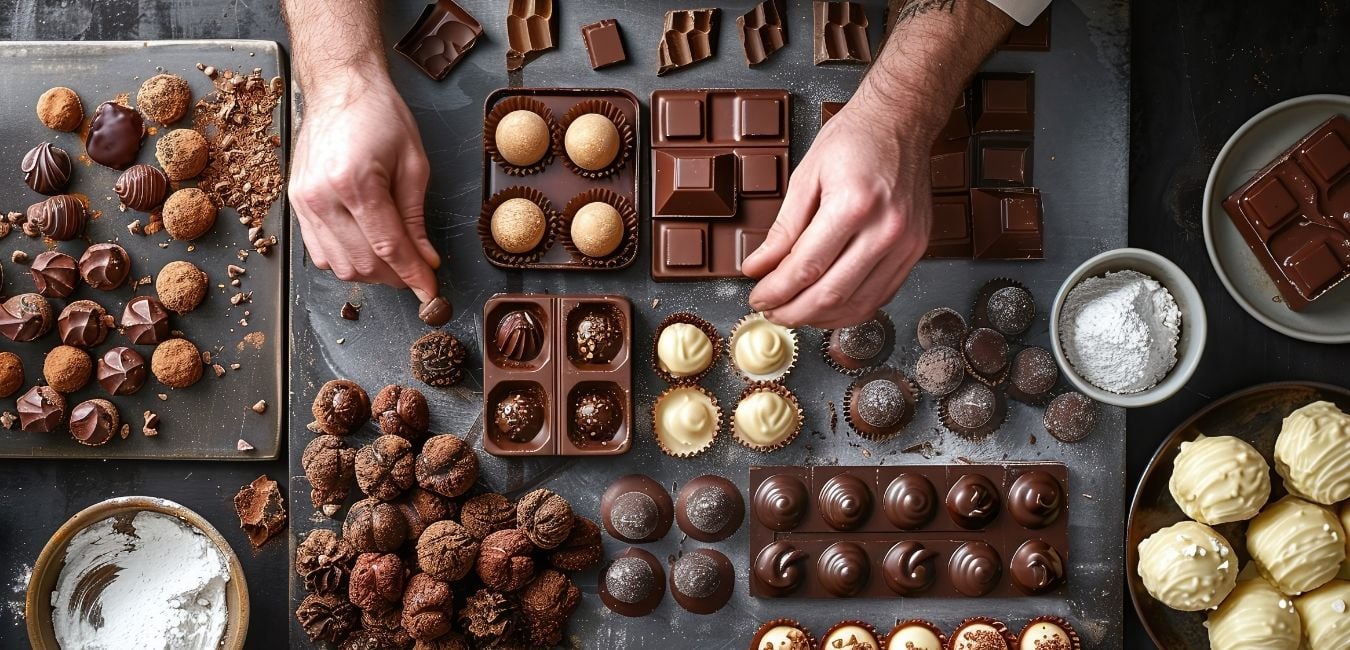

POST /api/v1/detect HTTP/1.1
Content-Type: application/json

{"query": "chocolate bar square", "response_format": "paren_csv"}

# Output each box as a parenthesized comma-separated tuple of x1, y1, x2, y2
(970, 188, 1044, 260)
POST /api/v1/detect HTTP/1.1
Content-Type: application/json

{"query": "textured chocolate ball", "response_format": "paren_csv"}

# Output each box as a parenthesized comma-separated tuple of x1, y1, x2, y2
(29, 251, 79, 298)
(980, 284, 1036, 336)
(494, 389, 545, 442)
(564, 113, 620, 171)
(547, 516, 603, 571)
(490, 198, 547, 254)
(343, 497, 409, 553)
(476, 528, 536, 592)
(572, 389, 621, 442)
(162, 187, 217, 240)
(494, 109, 550, 166)
(349, 552, 407, 613)
(155, 128, 209, 180)
(517, 488, 575, 550)
(96, 347, 147, 396)
(570, 201, 624, 258)
(570, 308, 623, 364)
(44, 345, 92, 393)
(294, 529, 355, 595)
(136, 73, 192, 124)
(150, 337, 203, 388)
(114, 164, 169, 211)
(1044, 392, 1097, 442)
(417, 520, 480, 582)
(155, 260, 208, 314)
(302, 435, 355, 515)
(402, 573, 455, 641)
(36, 87, 83, 132)
(354, 434, 416, 501)
(519, 570, 581, 646)
(415, 433, 479, 498)
(370, 384, 429, 440)
(409, 331, 467, 387)
(79, 243, 131, 291)
(460, 493, 518, 540)
(311, 379, 371, 435)
(915, 345, 965, 396)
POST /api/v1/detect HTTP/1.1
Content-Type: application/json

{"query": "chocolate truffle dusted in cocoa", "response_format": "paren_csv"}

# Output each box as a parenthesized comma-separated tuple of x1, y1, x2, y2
(940, 381, 1007, 437)
(402, 573, 455, 641)
(395, 486, 455, 539)
(669, 548, 733, 614)
(975, 281, 1036, 337)
(845, 368, 917, 439)
(1044, 391, 1097, 442)
(155, 260, 208, 314)
(0, 293, 53, 342)
(79, 243, 131, 291)
(917, 307, 967, 350)
(963, 327, 1009, 382)
(410, 331, 467, 387)
(1010, 539, 1064, 595)
(490, 197, 547, 254)
(572, 388, 621, 442)
(294, 529, 356, 595)
(460, 588, 516, 646)
(120, 296, 170, 345)
(675, 475, 744, 542)
(950, 544, 1004, 598)
(571, 307, 623, 363)
(343, 497, 409, 554)
(1007, 346, 1058, 404)
(136, 73, 192, 124)
(44, 345, 92, 394)
(311, 379, 371, 435)
(85, 101, 144, 169)
(825, 311, 895, 372)
(349, 552, 407, 613)
(162, 187, 217, 240)
(0, 353, 22, 398)
(602, 474, 673, 543)
(517, 488, 574, 550)
(370, 384, 429, 440)
(915, 345, 965, 397)
(155, 128, 209, 181)
(295, 592, 358, 643)
(355, 434, 416, 501)
(946, 473, 1001, 529)
(21, 142, 72, 195)
(417, 520, 480, 582)
(520, 570, 581, 646)
(17, 385, 65, 433)
(302, 435, 355, 515)
(569, 201, 625, 258)
(36, 87, 83, 132)
(150, 337, 203, 388)
(455, 493, 512, 541)
(29, 251, 79, 298)
(96, 346, 146, 396)
(548, 516, 602, 571)
(113, 164, 169, 211)
(416, 433, 479, 497)
(599, 548, 664, 617)
(69, 398, 119, 446)
(493, 309, 543, 362)
(29, 194, 86, 240)
(57, 299, 112, 348)
(477, 528, 537, 592)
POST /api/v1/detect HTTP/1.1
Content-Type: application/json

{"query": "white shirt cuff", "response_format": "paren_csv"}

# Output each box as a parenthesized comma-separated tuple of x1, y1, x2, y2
(984, 0, 1051, 26)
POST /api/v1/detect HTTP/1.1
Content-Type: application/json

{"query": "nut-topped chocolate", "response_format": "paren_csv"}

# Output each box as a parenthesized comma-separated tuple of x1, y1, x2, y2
(493, 309, 544, 362)
(96, 346, 147, 396)
(494, 388, 545, 442)
(85, 101, 144, 169)
(570, 307, 623, 364)
(120, 296, 170, 345)
(21, 142, 72, 195)
(57, 300, 112, 348)
(0, 293, 54, 342)
(572, 388, 621, 442)
(29, 251, 79, 298)
(78, 243, 131, 290)
(114, 163, 169, 211)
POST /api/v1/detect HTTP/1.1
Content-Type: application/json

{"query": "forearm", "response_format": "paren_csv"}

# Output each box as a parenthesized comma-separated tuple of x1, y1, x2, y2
(282, 0, 390, 104)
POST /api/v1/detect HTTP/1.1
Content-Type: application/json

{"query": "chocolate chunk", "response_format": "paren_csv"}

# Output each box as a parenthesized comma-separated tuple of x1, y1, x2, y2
(813, 1, 871, 65)
(232, 474, 287, 546)
(410, 331, 467, 387)
(114, 164, 169, 211)
(505, 0, 557, 71)
(493, 309, 543, 362)
(971, 187, 1044, 260)
(120, 296, 171, 345)
(57, 300, 111, 348)
(394, 0, 483, 81)
(657, 9, 718, 76)
(21, 142, 72, 195)
(29, 194, 86, 240)
(0, 293, 53, 342)
(29, 251, 79, 298)
(737, 0, 786, 66)
(16, 385, 65, 433)
(581, 19, 627, 70)
(85, 101, 145, 169)
(418, 296, 453, 327)
(974, 73, 1035, 133)
(78, 243, 131, 290)
(96, 347, 147, 396)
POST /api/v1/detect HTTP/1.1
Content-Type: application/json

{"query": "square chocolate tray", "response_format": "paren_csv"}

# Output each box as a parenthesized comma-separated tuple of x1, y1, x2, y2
(481, 294, 631, 456)
(480, 87, 641, 271)
(749, 464, 1069, 599)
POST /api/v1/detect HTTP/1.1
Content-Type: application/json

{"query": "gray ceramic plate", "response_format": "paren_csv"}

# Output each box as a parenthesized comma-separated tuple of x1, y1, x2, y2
(1202, 94, 1350, 344)
(1126, 381, 1350, 648)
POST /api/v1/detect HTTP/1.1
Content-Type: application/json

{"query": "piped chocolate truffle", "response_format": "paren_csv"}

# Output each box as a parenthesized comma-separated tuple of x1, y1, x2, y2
(570, 201, 624, 258)
(1007, 346, 1058, 404)
(490, 198, 547, 254)
(155, 128, 209, 181)
(0, 293, 53, 342)
(826, 311, 895, 372)
(571, 307, 622, 363)
(21, 142, 72, 195)
(675, 475, 744, 542)
(17, 385, 65, 433)
(136, 73, 192, 124)
(155, 260, 208, 314)
(114, 164, 169, 212)
(57, 300, 111, 348)
(1044, 392, 1097, 442)
(96, 346, 147, 396)
(494, 388, 545, 442)
(564, 113, 620, 171)
(69, 398, 119, 446)
(120, 296, 171, 345)
(85, 101, 144, 169)
(150, 338, 203, 388)
(1010, 539, 1065, 595)
(493, 309, 543, 362)
(946, 473, 1001, 529)
(494, 109, 550, 166)
(915, 345, 965, 396)
(917, 307, 966, 350)
(36, 87, 83, 132)
(29, 251, 79, 298)
(572, 388, 622, 442)
(162, 187, 217, 240)
(602, 474, 673, 543)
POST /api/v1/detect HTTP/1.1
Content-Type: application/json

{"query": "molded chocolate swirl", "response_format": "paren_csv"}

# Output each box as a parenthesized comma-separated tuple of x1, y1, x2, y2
(816, 541, 869, 597)
(946, 473, 1001, 529)
(882, 540, 938, 595)
(949, 540, 1002, 597)
(493, 309, 544, 362)
(883, 473, 936, 529)
(22, 142, 72, 195)
(753, 474, 808, 531)
(1010, 538, 1064, 595)
(818, 473, 872, 531)
(753, 541, 807, 597)
(32, 194, 86, 240)
(1007, 470, 1063, 529)
(114, 164, 169, 211)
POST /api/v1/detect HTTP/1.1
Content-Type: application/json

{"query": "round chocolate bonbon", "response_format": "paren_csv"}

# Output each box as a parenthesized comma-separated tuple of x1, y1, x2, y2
(675, 474, 743, 543)
(493, 309, 544, 362)
(818, 473, 872, 531)
(601, 474, 672, 544)
(1010, 539, 1064, 595)
(493, 388, 544, 442)
(572, 388, 622, 442)
(949, 540, 1002, 597)
(669, 548, 732, 614)
(883, 473, 937, 530)
(752, 541, 807, 598)
(882, 540, 938, 596)
(753, 474, 808, 532)
(816, 541, 870, 597)
(571, 308, 623, 364)
(946, 473, 1001, 529)
(598, 547, 664, 617)
(1007, 470, 1063, 529)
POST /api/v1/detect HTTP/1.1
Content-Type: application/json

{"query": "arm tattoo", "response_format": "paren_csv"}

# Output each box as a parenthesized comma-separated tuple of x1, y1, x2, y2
(894, 0, 958, 24)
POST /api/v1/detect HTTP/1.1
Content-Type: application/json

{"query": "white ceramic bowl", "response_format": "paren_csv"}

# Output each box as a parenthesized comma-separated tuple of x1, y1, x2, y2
(1049, 248, 1207, 408)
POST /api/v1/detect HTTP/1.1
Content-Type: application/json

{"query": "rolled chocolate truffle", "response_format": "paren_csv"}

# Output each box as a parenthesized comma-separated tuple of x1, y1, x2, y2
(85, 101, 144, 169)
(572, 388, 622, 442)
(30, 194, 86, 240)
(69, 398, 119, 446)
(882, 540, 938, 596)
(752, 541, 808, 598)
(976, 282, 1035, 337)
(941, 381, 1007, 437)
(17, 385, 65, 433)
(311, 379, 371, 436)
(571, 308, 623, 363)
(655, 321, 714, 379)
(817, 541, 870, 597)
(57, 300, 111, 348)
(962, 327, 1009, 382)
(1136, 520, 1237, 611)
(409, 331, 467, 387)
(669, 548, 732, 614)
(78, 243, 131, 290)
(846, 369, 916, 438)
(29, 251, 79, 298)
(914, 346, 964, 396)
(1007, 346, 1058, 404)
(825, 311, 895, 372)
(753, 474, 808, 531)
(495, 109, 551, 166)
(601, 474, 672, 543)
(599, 548, 664, 617)
(564, 113, 620, 171)
(490, 198, 547, 254)
(1273, 401, 1350, 505)
(916, 307, 966, 350)
(883, 473, 937, 530)
(1009, 539, 1064, 595)
(493, 309, 544, 362)
(1246, 496, 1345, 596)
(0, 293, 54, 342)
(516, 487, 574, 550)
(21, 142, 72, 195)
(1007, 470, 1064, 529)
(818, 473, 872, 531)
(949, 541, 1002, 597)
(570, 201, 625, 258)
(1168, 434, 1271, 525)
(1207, 579, 1300, 650)
(675, 474, 744, 542)
(946, 473, 1001, 529)
(96, 346, 147, 396)
(493, 388, 545, 442)
(114, 163, 169, 211)
(120, 296, 171, 345)
(1044, 391, 1097, 442)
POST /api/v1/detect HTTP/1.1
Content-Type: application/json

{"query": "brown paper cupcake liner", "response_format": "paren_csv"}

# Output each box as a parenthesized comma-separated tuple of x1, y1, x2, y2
(973, 277, 1035, 337)
(883, 619, 947, 650)
(651, 312, 723, 385)
(554, 98, 634, 180)
(1018, 616, 1082, 650)
(961, 328, 1011, 388)
(937, 380, 1008, 439)
(821, 310, 897, 376)
(477, 186, 559, 267)
(651, 384, 721, 459)
(842, 366, 919, 441)
(947, 617, 1015, 650)
(731, 382, 804, 452)
(559, 188, 639, 268)
(728, 312, 799, 383)
(749, 618, 816, 650)
(822, 620, 882, 650)
(483, 95, 557, 176)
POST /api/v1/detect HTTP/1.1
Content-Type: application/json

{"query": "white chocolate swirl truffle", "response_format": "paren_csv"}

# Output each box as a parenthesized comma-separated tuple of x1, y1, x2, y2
(733, 390, 798, 448)
(1207, 578, 1301, 650)
(656, 323, 713, 378)
(1168, 434, 1271, 524)
(731, 315, 795, 380)
(1247, 496, 1346, 596)
(653, 387, 718, 455)
(1274, 401, 1350, 505)
(1295, 579, 1350, 650)
(1137, 520, 1237, 611)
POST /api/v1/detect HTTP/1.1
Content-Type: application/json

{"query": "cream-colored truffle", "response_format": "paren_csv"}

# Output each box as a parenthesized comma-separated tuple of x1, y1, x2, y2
(1274, 401, 1350, 505)
(653, 387, 718, 456)
(1169, 434, 1271, 525)
(494, 110, 549, 166)
(563, 113, 619, 171)
(1247, 496, 1345, 596)
(760, 625, 812, 650)
(821, 625, 878, 650)
(656, 323, 713, 378)
(733, 390, 798, 449)
(1136, 520, 1237, 611)
(1207, 578, 1301, 650)
(569, 201, 623, 258)
(1295, 579, 1350, 650)
(731, 314, 796, 381)
(489, 198, 546, 254)
(887, 624, 941, 650)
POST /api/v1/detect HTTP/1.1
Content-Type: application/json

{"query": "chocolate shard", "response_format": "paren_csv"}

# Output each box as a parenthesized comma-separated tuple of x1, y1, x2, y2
(581, 19, 627, 70)
(505, 0, 557, 71)
(654, 150, 738, 217)
(813, 1, 871, 65)
(969, 188, 1044, 260)
(737, 0, 786, 66)
(820, 101, 845, 126)
(657, 8, 718, 76)
(395, 0, 483, 81)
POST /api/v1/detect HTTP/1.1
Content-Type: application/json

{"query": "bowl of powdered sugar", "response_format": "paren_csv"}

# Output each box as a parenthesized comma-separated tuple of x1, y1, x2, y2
(1051, 248, 1207, 408)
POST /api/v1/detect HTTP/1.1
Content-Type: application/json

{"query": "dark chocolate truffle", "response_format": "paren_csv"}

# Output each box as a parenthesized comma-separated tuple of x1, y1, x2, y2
(85, 101, 144, 169)
(114, 164, 169, 211)
(1008, 470, 1064, 529)
(675, 475, 744, 542)
(349, 552, 406, 613)
(1010, 539, 1064, 595)
(825, 311, 895, 372)
(602, 474, 673, 543)
(459, 588, 516, 646)
(370, 384, 429, 441)
(949, 542, 1003, 597)
(548, 516, 603, 572)
(57, 300, 111, 348)
(417, 520, 479, 581)
(1044, 392, 1097, 442)
(977, 282, 1036, 336)
(343, 497, 409, 554)
(882, 540, 939, 595)
(570, 307, 623, 364)
(516, 488, 574, 550)
(29, 251, 79, 298)
(1007, 346, 1058, 404)
(494, 388, 545, 442)
(120, 296, 170, 345)
(572, 388, 621, 442)
(78, 243, 131, 290)
(0, 293, 54, 342)
(752, 541, 808, 597)
(940, 381, 1007, 437)
(669, 549, 733, 614)
(845, 369, 916, 439)
(817, 541, 870, 597)
(394, 487, 455, 539)
(818, 473, 873, 532)
(410, 331, 467, 387)
(402, 573, 455, 642)
(599, 549, 664, 617)
(459, 493, 516, 540)
(96, 346, 147, 396)
(946, 473, 1001, 529)
(753, 474, 808, 532)
(914, 345, 965, 396)
(415, 433, 479, 498)
(917, 307, 966, 350)
(962, 327, 1009, 382)
(476, 528, 536, 592)
(69, 398, 119, 446)
(30, 194, 86, 240)
(16, 385, 65, 433)
(311, 379, 371, 436)
(883, 473, 937, 530)
(493, 309, 543, 362)
(354, 434, 415, 501)
(21, 142, 72, 194)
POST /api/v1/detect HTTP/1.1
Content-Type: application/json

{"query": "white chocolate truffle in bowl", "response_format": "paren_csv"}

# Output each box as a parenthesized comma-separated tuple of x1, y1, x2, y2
(1247, 496, 1345, 596)
(1274, 401, 1350, 505)
(1206, 578, 1301, 650)
(1294, 579, 1350, 650)
(1136, 520, 1237, 611)
(1168, 434, 1271, 524)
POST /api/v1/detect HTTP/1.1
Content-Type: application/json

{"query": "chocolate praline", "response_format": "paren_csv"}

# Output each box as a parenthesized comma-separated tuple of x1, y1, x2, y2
(825, 311, 895, 373)
(753, 474, 808, 532)
(1007, 470, 1064, 529)
(818, 473, 872, 531)
(883, 619, 945, 650)
(78, 243, 131, 290)
(601, 474, 673, 543)
(949, 617, 1014, 649)
(69, 398, 119, 446)
(914, 345, 965, 396)
(1010, 539, 1065, 595)
(85, 101, 144, 169)
(750, 619, 815, 650)
(120, 296, 171, 345)
(30, 194, 86, 240)
(493, 388, 545, 442)
(675, 474, 744, 542)
(572, 388, 622, 442)
(882, 540, 939, 596)
(1044, 392, 1097, 442)
(311, 379, 371, 435)
(0, 293, 54, 342)
(975, 281, 1036, 337)
(845, 368, 917, 438)
(114, 163, 169, 211)
(57, 300, 111, 348)
(598, 547, 664, 617)
(752, 541, 808, 597)
(883, 473, 937, 530)
(946, 473, 1001, 529)
(16, 385, 65, 433)
(949, 541, 1003, 597)
(962, 327, 1009, 382)
(21, 142, 72, 195)
(1017, 617, 1080, 650)
(669, 548, 733, 614)
(29, 251, 79, 298)
(916, 307, 967, 350)
(493, 309, 544, 363)
(570, 307, 623, 364)
(409, 331, 467, 387)
(817, 541, 870, 597)
(1007, 346, 1058, 403)
(940, 381, 1007, 437)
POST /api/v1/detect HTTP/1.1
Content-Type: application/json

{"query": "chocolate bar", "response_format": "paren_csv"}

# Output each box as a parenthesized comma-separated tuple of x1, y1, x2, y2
(821, 101, 845, 126)
(737, 0, 787, 66)
(749, 464, 1069, 598)
(505, 0, 557, 71)
(581, 19, 627, 70)
(394, 0, 483, 81)
(814, 2, 871, 65)
(481, 294, 632, 456)
(650, 89, 791, 280)
(999, 10, 1052, 51)
(1221, 115, 1350, 310)
(657, 9, 718, 76)
(973, 73, 1035, 133)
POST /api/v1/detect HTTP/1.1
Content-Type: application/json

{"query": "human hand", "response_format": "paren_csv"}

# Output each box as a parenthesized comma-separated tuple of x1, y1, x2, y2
(289, 75, 441, 302)
(741, 103, 933, 329)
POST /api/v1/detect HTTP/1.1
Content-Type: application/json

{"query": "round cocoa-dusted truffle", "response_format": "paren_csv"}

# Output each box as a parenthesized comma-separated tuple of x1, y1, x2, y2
(36, 87, 83, 132)
(493, 309, 544, 362)
(349, 552, 407, 613)
(155, 128, 209, 180)
(409, 331, 467, 388)
(516, 488, 574, 550)
(29, 251, 79, 298)
(460, 493, 518, 540)
(401, 573, 455, 642)
(976, 282, 1036, 337)
(494, 109, 550, 166)
(1007, 346, 1058, 404)
(940, 381, 1007, 438)
(162, 187, 217, 240)
(417, 520, 480, 582)
(312, 379, 371, 435)
(79, 243, 131, 291)
(69, 398, 119, 446)
(343, 497, 409, 553)
(114, 164, 169, 212)
(599, 549, 664, 617)
(477, 528, 536, 592)
(57, 300, 112, 348)
(16, 385, 65, 433)
(371, 384, 429, 441)
(520, 569, 581, 645)
(0, 293, 54, 342)
(564, 113, 620, 171)
(570, 201, 624, 258)
(150, 338, 203, 388)
(296, 592, 359, 643)
(415, 433, 478, 498)
(0, 352, 22, 398)
(570, 307, 623, 364)
(155, 260, 208, 314)
(136, 73, 192, 124)
(44, 345, 92, 393)
(917, 307, 967, 350)
(355, 434, 416, 501)
(915, 345, 965, 396)
(826, 311, 896, 372)
(459, 588, 516, 646)
(22, 142, 73, 195)
(494, 388, 545, 442)
(121, 296, 171, 345)
(490, 198, 547, 254)
(395, 487, 455, 539)
(548, 516, 602, 572)
(96, 346, 147, 396)
(1044, 392, 1098, 442)
(295, 528, 356, 595)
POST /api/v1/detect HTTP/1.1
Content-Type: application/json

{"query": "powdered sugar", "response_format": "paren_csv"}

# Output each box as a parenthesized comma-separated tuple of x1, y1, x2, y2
(1059, 269, 1181, 394)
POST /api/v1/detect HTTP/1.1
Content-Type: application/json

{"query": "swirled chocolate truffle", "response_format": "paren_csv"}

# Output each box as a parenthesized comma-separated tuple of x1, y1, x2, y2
(548, 515, 603, 572)
(417, 520, 479, 582)
(120, 296, 170, 345)
(36, 87, 83, 132)
(1008, 470, 1064, 529)
(30, 194, 86, 240)
(819, 473, 873, 531)
(517, 488, 574, 550)
(949, 541, 1003, 597)
(155, 260, 208, 314)
(416, 433, 479, 498)
(114, 164, 169, 211)
(817, 541, 870, 597)
(1044, 392, 1097, 442)
(915, 345, 965, 396)
(1010, 539, 1064, 595)
(493, 309, 543, 362)
(311, 379, 370, 435)
(69, 398, 119, 446)
(917, 307, 966, 350)
(44, 345, 92, 393)
(1007, 346, 1058, 404)
(410, 331, 467, 387)
(883, 473, 937, 530)
(79, 243, 131, 290)
(343, 497, 409, 554)
(21, 142, 72, 194)
(155, 128, 209, 181)
(95, 346, 146, 396)
(0, 353, 22, 398)
(476, 528, 536, 592)
(349, 552, 406, 613)
(947, 473, 1002, 529)
(670, 549, 732, 614)
(753, 474, 808, 531)
(494, 388, 545, 442)
(17, 385, 65, 433)
(29, 251, 79, 298)
(602, 474, 673, 543)
(570, 308, 623, 363)
(294, 529, 356, 595)
(572, 388, 621, 442)
(675, 475, 744, 542)
(57, 300, 112, 348)
(0, 293, 54, 342)
(355, 434, 415, 501)
(883, 541, 939, 596)
(753, 541, 808, 597)
(150, 337, 203, 388)
(976, 283, 1036, 337)
(370, 384, 429, 440)
(295, 593, 358, 643)
(599, 549, 664, 617)
(162, 187, 217, 240)
(85, 101, 144, 169)
(137, 73, 192, 124)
